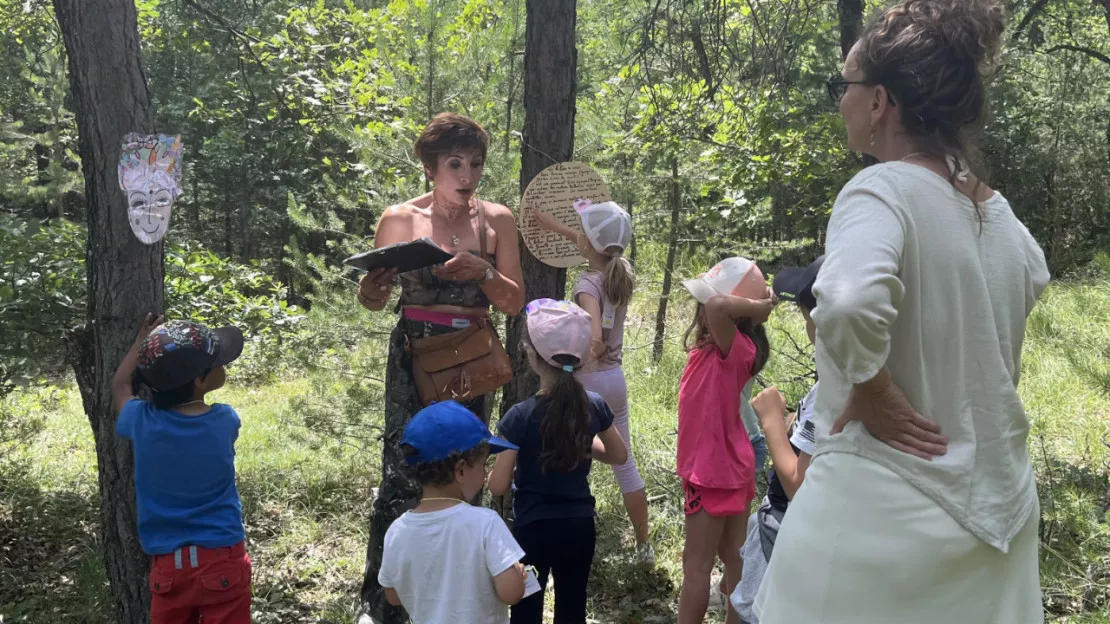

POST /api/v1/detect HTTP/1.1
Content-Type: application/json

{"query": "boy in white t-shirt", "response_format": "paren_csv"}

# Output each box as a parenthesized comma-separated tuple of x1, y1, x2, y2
(378, 400, 527, 623)
(731, 256, 823, 624)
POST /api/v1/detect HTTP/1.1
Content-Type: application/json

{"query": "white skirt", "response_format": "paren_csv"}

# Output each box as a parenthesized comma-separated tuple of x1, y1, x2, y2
(754, 452, 1043, 624)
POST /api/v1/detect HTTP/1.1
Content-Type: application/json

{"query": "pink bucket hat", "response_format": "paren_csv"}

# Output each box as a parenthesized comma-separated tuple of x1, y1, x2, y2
(525, 298, 592, 370)
(682, 257, 768, 304)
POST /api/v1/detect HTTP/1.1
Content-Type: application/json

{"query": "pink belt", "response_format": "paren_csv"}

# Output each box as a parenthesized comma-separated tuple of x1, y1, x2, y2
(402, 307, 487, 329)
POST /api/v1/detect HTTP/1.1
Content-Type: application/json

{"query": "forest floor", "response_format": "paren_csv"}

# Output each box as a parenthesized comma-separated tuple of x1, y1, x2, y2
(2, 281, 1110, 623)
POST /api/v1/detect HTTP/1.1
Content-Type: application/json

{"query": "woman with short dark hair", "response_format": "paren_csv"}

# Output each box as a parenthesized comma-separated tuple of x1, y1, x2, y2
(357, 113, 525, 623)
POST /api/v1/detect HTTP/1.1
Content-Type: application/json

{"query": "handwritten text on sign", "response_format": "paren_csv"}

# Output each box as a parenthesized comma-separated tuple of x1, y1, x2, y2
(518, 162, 612, 268)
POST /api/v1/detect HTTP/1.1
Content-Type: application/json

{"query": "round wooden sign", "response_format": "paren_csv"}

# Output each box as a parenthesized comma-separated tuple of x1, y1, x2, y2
(518, 161, 611, 268)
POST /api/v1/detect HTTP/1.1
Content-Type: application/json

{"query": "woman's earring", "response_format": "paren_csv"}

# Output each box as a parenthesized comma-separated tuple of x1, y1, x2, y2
(869, 125, 876, 146)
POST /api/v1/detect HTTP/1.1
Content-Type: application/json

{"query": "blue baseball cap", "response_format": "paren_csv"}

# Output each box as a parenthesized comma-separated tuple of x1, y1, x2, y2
(402, 401, 518, 464)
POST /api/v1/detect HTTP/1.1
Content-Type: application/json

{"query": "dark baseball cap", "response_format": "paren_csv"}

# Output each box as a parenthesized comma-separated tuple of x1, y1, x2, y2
(136, 320, 244, 390)
(402, 401, 517, 465)
(773, 255, 825, 310)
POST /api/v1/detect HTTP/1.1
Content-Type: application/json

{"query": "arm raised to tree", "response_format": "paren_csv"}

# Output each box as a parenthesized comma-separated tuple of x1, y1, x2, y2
(111, 313, 164, 413)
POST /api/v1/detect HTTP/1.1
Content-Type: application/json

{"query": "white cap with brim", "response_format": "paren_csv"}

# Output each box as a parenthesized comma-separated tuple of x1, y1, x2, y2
(682, 256, 767, 304)
(579, 201, 632, 254)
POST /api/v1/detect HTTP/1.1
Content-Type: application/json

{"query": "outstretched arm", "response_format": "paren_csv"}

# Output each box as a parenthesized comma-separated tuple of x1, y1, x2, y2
(112, 313, 164, 413)
(532, 208, 581, 244)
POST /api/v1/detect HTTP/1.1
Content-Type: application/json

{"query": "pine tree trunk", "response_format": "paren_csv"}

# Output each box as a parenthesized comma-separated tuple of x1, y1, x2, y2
(627, 198, 637, 267)
(653, 158, 680, 363)
(492, 0, 578, 524)
(500, 0, 578, 412)
(837, 0, 864, 59)
(53, 1, 163, 622)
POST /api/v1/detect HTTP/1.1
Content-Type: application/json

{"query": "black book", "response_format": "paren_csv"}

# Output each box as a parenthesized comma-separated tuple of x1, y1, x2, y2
(344, 237, 454, 274)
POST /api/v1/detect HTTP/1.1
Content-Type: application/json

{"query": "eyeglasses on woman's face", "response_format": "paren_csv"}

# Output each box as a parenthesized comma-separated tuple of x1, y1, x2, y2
(826, 76, 868, 103)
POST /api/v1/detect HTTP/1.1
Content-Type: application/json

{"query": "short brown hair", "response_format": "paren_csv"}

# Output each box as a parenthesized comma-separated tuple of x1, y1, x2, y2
(414, 113, 490, 174)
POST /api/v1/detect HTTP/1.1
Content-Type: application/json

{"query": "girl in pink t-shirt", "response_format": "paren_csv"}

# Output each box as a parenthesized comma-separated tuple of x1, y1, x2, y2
(676, 257, 775, 624)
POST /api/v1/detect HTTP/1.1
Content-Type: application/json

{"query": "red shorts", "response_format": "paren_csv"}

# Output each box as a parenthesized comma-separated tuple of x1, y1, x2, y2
(683, 480, 751, 516)
(149, 542, 252, 624)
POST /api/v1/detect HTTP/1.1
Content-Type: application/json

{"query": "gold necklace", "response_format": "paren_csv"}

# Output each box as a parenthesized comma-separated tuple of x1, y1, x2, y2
(431, 195, 471, 250)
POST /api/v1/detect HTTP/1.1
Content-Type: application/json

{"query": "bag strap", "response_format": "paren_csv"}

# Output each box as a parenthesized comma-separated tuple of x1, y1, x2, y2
(476, 198, 489, 261)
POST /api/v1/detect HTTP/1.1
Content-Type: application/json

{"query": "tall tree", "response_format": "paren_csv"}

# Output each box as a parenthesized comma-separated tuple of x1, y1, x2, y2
(837, 0, 864, 59)
(500, 0, 578, 407)
(52, 0, 163, 621)
(653, 157, 681, 363)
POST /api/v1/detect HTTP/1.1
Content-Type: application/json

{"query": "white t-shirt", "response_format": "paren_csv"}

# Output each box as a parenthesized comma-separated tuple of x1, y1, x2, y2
(378, 504, 526, 624)
(811, 162, 1050, 552)
(789, 383, 819, 457)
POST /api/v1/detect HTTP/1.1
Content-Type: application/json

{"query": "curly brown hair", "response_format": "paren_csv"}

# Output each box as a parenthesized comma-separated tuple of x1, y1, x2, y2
(414, 113, 490, 174)
(401, 442, 489, 487)
(855, 0, 1005, 180)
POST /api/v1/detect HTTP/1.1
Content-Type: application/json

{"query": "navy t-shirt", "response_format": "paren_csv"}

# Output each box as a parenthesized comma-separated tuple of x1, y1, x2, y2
(497, 392, 615, 528)
(116, 399, 246, 555)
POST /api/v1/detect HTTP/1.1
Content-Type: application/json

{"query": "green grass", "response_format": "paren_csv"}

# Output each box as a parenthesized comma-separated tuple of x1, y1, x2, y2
(3, 278, 1110, 623)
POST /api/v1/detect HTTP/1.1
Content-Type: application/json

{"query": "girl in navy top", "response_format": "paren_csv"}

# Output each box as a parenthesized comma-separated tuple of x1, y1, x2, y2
(489, 299, 627, 624)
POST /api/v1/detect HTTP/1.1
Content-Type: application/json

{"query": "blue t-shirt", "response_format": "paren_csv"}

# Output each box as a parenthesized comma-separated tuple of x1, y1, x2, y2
(116, 399, 246, 555)
(497, 392, 615, 528)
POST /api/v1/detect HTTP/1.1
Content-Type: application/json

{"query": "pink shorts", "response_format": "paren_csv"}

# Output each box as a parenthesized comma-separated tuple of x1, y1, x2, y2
(683, 480, 751, 516)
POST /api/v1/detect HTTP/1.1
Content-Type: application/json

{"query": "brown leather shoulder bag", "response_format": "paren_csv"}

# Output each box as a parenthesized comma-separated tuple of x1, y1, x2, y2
(407, 199, 513, 405)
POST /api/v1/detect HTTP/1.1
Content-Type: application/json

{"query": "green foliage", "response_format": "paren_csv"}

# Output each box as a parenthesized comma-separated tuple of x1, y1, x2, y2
(278, 288, 392, 447)
(0, 214, 303, 393)
(4, 0, 1106, 285)
(167, 244, 304, 341)
(166, 243, 306, 383)
(985, 0, 1110, 272)
(0, 0, 83, 219)
(0, 215, 85, 393)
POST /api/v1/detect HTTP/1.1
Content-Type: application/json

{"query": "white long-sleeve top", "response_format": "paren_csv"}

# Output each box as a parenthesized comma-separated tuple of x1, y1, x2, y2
(811, 162, 1050, 552)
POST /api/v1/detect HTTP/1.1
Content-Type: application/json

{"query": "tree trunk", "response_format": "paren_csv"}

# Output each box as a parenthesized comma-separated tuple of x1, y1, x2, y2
(500, 0, 578, 415)
(53, 1, 162, 622)
(837, 0, 864, 59)
(627, 198, 637, 267)
(653, 158, 680, 363)
(490, 0, 578, 514)
(503, 0, 523, 155)
(424, 0, 438, 193)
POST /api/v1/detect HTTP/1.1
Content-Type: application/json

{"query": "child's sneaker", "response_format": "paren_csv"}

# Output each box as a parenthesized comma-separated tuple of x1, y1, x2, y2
(708, 572, 727, 612)
(636, 542, 656, 569)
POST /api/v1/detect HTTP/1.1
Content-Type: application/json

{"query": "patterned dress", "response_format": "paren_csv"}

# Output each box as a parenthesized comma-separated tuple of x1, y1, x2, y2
(359, 254, 497, 624)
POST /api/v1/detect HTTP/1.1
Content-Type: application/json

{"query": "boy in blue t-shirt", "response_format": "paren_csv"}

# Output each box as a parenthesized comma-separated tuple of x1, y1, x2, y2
(112, 314, 250, 624)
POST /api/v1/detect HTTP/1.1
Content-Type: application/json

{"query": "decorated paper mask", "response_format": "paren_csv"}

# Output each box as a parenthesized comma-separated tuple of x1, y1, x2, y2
(118, 133, 183, 244)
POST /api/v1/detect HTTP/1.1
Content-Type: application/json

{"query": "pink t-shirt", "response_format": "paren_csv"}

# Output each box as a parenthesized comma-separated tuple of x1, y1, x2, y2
(676, 330, 757, 492)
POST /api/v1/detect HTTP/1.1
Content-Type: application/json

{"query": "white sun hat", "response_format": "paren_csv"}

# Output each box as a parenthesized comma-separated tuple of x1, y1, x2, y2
(682, 256, 768, 304)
